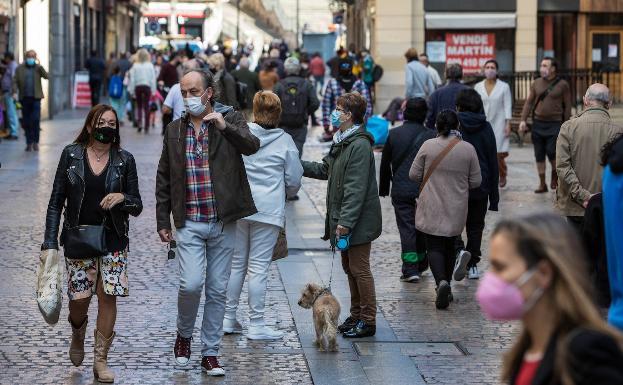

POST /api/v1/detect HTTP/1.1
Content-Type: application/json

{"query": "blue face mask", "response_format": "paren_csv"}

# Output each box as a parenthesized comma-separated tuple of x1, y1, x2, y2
(331, 110, 342, 128)
(26, 58, 35, 66)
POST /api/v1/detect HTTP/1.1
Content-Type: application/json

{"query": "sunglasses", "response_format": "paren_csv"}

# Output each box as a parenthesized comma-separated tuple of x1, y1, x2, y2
(167, 240, 177, 260)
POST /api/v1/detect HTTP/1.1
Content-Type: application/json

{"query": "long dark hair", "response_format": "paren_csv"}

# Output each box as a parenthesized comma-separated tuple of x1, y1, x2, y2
(74, 104, 121, 147)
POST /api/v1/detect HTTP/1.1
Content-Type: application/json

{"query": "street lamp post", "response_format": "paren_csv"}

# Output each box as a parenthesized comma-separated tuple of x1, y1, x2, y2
(296, 0, 299, 49)
(236, 0, 240, 43)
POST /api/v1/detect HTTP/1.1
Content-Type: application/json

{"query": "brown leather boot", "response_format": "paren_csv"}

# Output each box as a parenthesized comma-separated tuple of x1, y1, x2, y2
(69, 316, 88, 367)
(93, 329, 115, 383)
(534, 173, 548, 193)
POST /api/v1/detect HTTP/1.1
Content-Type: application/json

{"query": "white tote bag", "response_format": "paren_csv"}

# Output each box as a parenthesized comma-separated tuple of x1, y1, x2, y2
(36, 249, 63, 325)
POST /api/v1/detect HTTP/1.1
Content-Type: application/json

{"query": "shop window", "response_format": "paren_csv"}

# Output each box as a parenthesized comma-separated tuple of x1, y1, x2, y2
(424, 29, 515, 78)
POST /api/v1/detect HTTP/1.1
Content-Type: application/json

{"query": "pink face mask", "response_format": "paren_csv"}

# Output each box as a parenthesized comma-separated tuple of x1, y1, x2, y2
(476, 269, 543, 320)
(484, 68, 497, 80)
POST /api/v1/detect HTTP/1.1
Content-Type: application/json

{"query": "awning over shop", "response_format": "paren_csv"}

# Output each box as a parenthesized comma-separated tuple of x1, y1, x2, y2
(425, 13, 516, 29)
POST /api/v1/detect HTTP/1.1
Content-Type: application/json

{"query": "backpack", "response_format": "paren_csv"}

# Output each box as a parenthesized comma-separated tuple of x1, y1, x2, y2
(372, 65, 384, 83)
(277, 78, 309, 128)
(236, 81, 249, 110)
(108, 75, 123, 99)
(366, 115, 389, 146)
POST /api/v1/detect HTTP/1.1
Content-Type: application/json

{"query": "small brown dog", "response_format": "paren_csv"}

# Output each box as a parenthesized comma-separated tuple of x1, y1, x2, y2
(298, 283, 341, 352)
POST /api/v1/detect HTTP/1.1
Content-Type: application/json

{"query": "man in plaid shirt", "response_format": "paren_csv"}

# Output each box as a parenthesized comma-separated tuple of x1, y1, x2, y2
(156, 69, 260, 376)
(320, 59, 372, 142)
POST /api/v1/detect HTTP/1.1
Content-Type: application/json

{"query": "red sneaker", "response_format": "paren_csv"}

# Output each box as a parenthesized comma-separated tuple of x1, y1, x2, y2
(173, 333, 192, 366)
(201, 355, 225, 376)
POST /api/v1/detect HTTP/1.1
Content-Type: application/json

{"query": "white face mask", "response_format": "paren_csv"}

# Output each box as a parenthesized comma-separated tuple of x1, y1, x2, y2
(184, 89, 209, 116)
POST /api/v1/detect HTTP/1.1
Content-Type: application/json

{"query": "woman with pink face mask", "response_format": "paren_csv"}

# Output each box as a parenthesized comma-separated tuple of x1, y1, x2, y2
(477, 213, 623, 385)
(474, 60, 512, 188)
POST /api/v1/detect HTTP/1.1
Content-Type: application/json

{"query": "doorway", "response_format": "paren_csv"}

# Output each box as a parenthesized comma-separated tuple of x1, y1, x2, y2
(590, 30, 622, 102)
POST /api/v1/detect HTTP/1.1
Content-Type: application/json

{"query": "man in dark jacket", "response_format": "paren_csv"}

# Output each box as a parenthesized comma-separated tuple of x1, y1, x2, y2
(13, 49, 48, 151)
(156, 69, 260, 376)
(425, 63, 469, 129)
(231, 57, 260, 120)
(158, 53, 180, 88)
(85, 50, 106, 106)
(273, 57, 319, 158)
(379, 98, 434, 282)
(453, 89, 499, 280)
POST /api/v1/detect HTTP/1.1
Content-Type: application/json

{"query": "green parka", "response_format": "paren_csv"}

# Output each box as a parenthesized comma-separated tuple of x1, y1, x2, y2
(302, 129, 382, 247)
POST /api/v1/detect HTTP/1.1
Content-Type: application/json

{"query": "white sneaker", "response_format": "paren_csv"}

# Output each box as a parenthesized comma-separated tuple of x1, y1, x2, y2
(452, 250, 472, 281)
(468, 266, 480, 280)
(246, 325, 284, 340)
(222, 318, 243, 334)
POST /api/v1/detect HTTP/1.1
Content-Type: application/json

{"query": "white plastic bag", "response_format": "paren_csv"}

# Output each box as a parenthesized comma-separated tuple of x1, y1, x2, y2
(36, 249, 63, 325)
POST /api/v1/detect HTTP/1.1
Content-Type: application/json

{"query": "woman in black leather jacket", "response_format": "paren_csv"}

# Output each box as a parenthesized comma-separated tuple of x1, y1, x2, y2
(42, 104, 142, 383)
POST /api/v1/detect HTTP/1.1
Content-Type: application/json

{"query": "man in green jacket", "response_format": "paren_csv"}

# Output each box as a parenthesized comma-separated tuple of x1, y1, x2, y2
(302, 92, 382, 338)
(13, 49, 48, 151)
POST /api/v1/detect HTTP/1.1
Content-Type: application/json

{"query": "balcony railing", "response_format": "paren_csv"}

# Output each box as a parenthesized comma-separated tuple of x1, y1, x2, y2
(464, 69, 622, 146)
(465, 69, 622, 107)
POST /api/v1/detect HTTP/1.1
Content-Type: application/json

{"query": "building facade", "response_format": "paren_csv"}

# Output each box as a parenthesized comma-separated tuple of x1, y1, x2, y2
(11, 0, 145, 119)
(345, 0, 623, 111)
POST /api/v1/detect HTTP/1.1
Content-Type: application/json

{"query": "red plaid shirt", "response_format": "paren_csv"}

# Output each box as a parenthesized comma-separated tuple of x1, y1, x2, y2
(185, 121, 218, 222)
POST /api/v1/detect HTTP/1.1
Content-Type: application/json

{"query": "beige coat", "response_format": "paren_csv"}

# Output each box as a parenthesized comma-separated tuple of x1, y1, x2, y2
(409, 136, 482, 237)
(556, 107, 623, 216)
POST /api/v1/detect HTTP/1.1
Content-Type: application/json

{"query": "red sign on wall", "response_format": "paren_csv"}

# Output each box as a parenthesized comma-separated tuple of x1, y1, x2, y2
(446, 33, 496, 74)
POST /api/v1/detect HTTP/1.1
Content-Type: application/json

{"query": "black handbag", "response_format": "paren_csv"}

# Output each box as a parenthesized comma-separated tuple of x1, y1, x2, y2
(61, 220, 108, 259)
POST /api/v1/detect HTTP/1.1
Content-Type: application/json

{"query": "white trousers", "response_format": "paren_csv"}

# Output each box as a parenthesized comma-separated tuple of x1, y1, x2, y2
(224, 219, 280, 325)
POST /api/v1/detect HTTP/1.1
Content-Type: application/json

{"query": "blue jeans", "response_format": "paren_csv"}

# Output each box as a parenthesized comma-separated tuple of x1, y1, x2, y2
(313, 75, 324, 94)
(176, 219, 236, 356)
(21, 97, 41, 145)
(3, 93, 19, 136)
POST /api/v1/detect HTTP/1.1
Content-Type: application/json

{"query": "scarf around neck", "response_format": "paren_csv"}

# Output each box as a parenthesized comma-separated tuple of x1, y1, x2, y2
(333, 124, 361, 144)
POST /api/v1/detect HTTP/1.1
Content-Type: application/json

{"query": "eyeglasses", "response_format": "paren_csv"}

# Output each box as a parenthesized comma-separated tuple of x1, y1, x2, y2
(335, 107, 347, 113)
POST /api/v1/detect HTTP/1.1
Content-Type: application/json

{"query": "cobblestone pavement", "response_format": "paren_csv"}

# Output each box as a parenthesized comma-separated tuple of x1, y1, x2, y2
(0, 110, 311, 385)
(0, 109, 558, 385)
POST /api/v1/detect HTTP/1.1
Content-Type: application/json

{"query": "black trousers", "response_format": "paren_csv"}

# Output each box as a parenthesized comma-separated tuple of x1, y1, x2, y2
(392, 196, 426, 261)
(283, 126, 307, 158)
(89, 79, 102, 106)
(455, 197, 488, 268)
(21, 97, 41, 145)
(424, 234, 457, 286)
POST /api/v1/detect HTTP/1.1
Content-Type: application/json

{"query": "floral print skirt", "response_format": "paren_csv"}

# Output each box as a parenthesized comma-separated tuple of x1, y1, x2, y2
(65, 251, 129, 300)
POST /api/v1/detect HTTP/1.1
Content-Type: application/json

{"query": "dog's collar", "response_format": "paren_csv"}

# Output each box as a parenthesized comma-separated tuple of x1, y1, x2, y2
(312, 287, 331, 305)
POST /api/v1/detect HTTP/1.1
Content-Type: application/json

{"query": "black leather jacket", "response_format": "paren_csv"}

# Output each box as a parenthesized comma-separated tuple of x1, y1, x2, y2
(42, 143, 143, 250)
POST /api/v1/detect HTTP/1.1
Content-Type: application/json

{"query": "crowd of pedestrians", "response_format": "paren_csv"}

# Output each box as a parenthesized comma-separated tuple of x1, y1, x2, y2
(17, 38, 623, 384)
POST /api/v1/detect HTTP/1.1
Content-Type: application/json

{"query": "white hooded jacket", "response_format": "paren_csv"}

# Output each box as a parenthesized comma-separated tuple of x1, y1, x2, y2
(243, 123, 303, 227)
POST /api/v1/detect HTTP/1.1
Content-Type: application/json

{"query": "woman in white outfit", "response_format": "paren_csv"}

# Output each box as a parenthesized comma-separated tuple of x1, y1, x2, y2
(474, 59, 512, 187)
(127, 48, 156, 133)
(224, 91, 304, 340)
